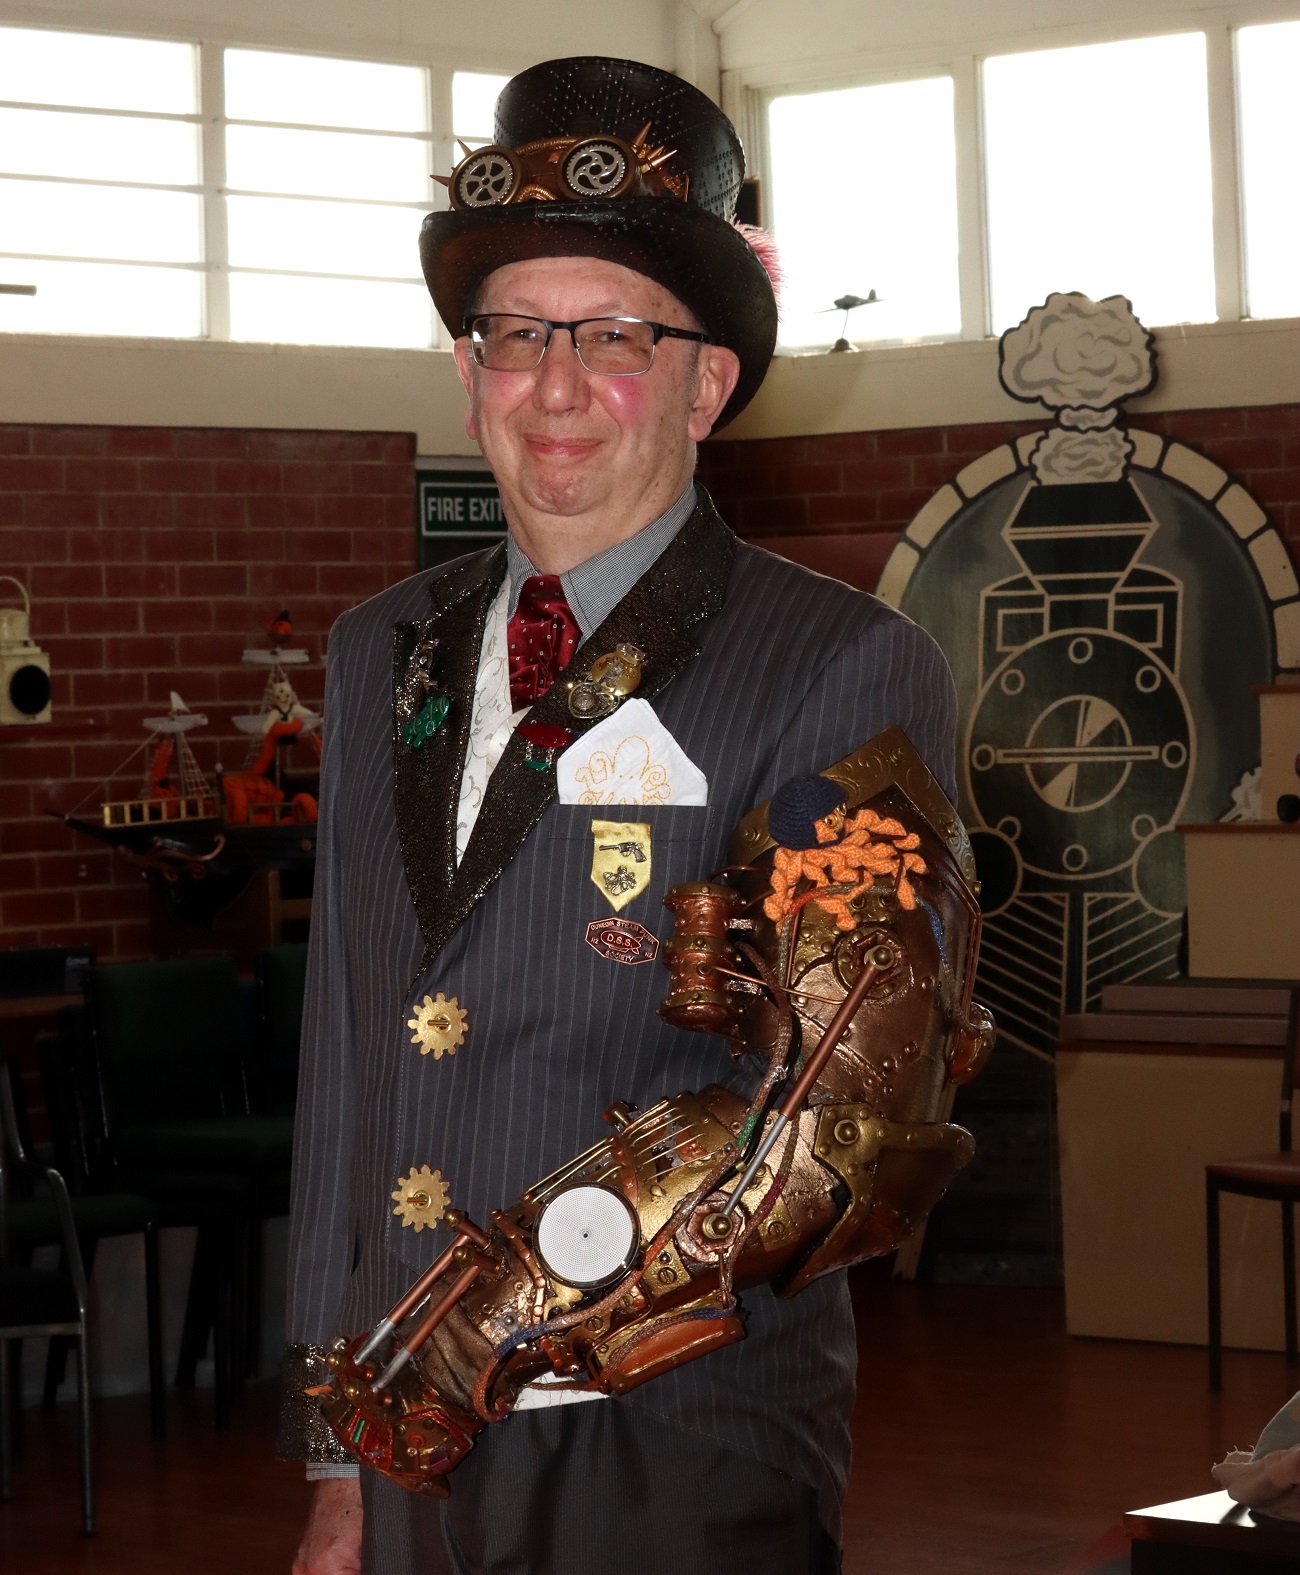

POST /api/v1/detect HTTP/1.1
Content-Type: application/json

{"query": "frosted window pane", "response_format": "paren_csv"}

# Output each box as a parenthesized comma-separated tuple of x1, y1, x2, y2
(984, 34, 1215, 331)
(769, 76, 960, 348)
(226, 124, 429, 202)
(228, 271, 432, 347)
(453, 72, 510, 140)
(0, 258, 201, 336)
(0, 178, 202, 262)
(226, 195, 423, 278)
(0, 27, 195, 114)
(1237, 21, 1300, 320)
(225, 49, 428, 133)
(0, 107, 199, 186)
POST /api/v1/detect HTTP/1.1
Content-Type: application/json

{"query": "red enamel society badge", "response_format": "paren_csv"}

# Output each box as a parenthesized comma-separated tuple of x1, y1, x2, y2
(584, 917, 660, 965)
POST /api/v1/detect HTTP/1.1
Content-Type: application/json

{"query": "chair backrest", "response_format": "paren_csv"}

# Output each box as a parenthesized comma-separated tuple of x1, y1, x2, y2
(1283, 985, 1300, 1152)
(89, 956, 246, 1129)
(0, 945, 92, 1000)
(256, 943, 308, 1116)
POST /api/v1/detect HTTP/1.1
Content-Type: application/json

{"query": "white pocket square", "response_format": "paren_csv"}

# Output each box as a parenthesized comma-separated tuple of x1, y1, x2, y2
(556, 699, 708, 806)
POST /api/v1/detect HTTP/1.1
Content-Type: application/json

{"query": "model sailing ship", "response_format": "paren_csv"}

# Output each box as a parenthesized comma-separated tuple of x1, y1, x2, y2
(61, 612, 321, 881)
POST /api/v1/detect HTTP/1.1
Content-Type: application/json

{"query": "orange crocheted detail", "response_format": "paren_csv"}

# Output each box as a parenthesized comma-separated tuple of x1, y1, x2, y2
(763, 808, 927, 933)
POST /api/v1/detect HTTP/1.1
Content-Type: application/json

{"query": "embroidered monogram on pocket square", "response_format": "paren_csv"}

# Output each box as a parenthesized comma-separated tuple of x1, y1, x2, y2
(556, 699, 708, 806)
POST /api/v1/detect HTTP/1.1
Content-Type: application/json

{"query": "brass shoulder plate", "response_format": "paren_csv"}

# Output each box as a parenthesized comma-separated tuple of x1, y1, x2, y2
(727, 726, 976, 886)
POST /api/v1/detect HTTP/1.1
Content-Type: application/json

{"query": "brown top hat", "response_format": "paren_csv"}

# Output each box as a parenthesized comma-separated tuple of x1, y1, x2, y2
(419, 56, 778, 429)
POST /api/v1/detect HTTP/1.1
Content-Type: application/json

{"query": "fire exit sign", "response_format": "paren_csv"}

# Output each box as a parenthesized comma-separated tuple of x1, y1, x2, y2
(417, 466, 505, 568)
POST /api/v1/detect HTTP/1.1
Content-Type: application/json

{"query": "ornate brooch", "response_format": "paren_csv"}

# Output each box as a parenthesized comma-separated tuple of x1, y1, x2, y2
(399, 630, 449, 748)
(568, 642, 646, 720)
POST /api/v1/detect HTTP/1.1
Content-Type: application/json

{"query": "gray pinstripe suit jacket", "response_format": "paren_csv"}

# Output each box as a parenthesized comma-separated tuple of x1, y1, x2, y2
(281, 490, 957, 1551)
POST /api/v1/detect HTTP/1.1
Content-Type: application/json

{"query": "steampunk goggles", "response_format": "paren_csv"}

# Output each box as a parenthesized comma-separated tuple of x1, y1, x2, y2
(440, 123, 688, 212)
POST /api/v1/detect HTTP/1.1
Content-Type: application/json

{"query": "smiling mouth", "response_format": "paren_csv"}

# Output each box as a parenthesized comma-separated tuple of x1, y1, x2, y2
(524, 437, 602, 459)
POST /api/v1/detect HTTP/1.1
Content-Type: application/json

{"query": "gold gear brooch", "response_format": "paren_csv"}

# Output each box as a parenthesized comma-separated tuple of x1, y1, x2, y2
(406, 992, 468, 1059)
(391, 1165, 451, 1231)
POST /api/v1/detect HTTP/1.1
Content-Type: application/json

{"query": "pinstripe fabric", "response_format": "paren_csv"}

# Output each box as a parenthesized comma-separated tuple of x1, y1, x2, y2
(283, 492, 957, 1558)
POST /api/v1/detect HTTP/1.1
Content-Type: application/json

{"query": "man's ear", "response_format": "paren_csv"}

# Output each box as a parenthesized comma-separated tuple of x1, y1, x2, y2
(687, 345, 741, 442)
(452, 336, 478, 440)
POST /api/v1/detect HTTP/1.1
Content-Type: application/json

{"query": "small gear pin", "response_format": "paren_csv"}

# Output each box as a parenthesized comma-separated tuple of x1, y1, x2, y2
(406, 992, 468, 1059)
(391, 1165, 451, 1232)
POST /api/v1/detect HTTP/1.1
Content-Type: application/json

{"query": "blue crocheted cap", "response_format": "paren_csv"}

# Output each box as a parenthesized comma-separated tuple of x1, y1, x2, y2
(767, 773, 847, 850)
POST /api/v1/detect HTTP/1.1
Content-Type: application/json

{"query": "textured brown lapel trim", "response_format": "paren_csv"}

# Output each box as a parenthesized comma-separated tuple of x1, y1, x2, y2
(393, 545, 507, 955)
(417, 491, 736, 968)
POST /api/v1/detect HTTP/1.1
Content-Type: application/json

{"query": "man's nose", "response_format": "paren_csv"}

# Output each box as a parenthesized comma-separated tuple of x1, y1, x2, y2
(533, 327, 589, 411)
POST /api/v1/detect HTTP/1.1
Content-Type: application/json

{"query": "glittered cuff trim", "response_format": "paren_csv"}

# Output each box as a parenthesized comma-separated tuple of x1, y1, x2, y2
(277, 1342, 351, 1464)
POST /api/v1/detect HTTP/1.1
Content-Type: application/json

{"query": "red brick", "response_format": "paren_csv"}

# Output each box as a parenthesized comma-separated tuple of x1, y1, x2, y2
(278, 461, 350, 495)
(64, 457, 139, 492)
(281, 495, 318, 530)
(38, 850, 112, 886)
(173, 429, 246, 459)
(841, 459, 911, 493)
(32, 426, 106, 457)
(247, 562, 316, 596)
(945, 421, 1027, 453)
(174, 494, 244, 531)
(69, 669, 146, 708)
(1161, 408, 1247, 442)
(106, 427, 176, 457)
(30, 563, 104, 599)
(43, 635, 104, 669)
(105, 563, 178, 598)
(382, 434, 416, 463)
(0, 784, 33, 818)
(210, 599, 257, 633)
(76, 600, 142, 635)
(145, 528, 216, 561)
(319, 496, 383, 531)
(1239, 404, 1300, 433)
(809, 493, 880, 528)
(349, 462, 413, 496)
(215, 460, 282, 493)
(101, 494, 174, 529)
(806, 432, 873, 463)
(0, 427, 32, 455)
(140, 598, 212, 634)
(213, 528, 287, 562)
(7, 740, 74, 778)
(913, 454, 965, 490)
(1208, 437, 1286, 474)
(3, 890, 78, 928)
(0, 857, 38, 890)
(29, 492, 99, 529)
(0, 456, 63, 490)
(878, 487, 939, 526)
(308, 528, 354, 559)
(1242, 472, 1294, 508)
(0, 819, 72, 854)
(138, 458, 216, 492)
(738, 495, 808, 532)
(69, 528, 142, 563)
(0, 496, 24, 526)
(319, 563, 386, 596)
(245, 496, 287, 530)
(875, 427, 946, 457)
(179, 564, 248, 596)
(176, 633, 238, 667)
(103, 634, 177, 669)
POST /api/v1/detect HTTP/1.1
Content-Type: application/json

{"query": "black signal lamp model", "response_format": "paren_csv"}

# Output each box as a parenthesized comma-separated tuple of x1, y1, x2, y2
(0, 577, 52, 725)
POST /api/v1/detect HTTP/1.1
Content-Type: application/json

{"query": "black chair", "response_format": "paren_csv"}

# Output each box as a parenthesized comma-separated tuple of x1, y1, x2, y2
(255, 942, 308, 1119)
(85, 957, 293, 1416)
(29, 1027, 166, 1435)
(1206, 982, 1300, 1390)
(0, 1048, 94, 1536)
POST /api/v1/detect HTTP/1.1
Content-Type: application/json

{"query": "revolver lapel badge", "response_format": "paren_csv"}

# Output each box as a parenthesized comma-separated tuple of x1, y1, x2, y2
(590, 819, 651, 911)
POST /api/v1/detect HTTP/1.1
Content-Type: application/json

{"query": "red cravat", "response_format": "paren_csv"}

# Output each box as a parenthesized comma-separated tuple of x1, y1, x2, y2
(507, 575, 581, 710)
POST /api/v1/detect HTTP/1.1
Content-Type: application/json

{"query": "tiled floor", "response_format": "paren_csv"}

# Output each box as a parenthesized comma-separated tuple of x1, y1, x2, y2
(1, 1279, 1292, 1573)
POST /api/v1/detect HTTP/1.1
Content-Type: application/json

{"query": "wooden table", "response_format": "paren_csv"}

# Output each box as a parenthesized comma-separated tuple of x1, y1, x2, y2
(1126, 1489, 1300, 1572)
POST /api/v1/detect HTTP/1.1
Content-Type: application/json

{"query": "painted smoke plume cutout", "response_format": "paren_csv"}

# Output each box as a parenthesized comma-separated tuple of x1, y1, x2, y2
(999, 292, 1157, 484)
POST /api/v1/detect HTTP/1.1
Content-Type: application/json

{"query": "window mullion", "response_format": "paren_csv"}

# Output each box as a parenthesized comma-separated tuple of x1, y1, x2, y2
(951, 55, 989, 341)
(199, 41, 230, 340)
(1205, 25, 1245, 323)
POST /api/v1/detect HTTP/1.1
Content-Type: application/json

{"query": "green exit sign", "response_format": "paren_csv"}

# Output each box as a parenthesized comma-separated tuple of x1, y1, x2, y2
(417, 466, 505, 568)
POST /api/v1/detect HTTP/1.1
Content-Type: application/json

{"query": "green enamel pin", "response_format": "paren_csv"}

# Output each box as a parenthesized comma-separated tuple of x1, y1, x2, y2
(403, 693, 449, 748)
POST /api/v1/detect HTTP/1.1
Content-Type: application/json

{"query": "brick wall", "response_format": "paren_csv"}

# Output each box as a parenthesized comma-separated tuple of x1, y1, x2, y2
(3, 405, 1297, 964)
(697, 402, 1300, 595)
(1, 426, 416, 963)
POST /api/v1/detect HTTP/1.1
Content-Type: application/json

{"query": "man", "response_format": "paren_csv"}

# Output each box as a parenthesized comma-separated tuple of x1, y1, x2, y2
(282, 56, 957, 1575)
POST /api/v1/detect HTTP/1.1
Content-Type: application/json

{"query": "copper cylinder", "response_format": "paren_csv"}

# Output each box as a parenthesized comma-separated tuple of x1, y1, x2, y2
(658, 882, 743, 1038)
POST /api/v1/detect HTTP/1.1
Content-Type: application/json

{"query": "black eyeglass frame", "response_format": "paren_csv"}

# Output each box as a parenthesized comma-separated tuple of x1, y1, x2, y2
(464, 314, 713, 375)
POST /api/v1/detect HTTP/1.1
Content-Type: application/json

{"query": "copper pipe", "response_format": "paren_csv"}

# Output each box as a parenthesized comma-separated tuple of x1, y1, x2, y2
(776, 951, 889, 1119)
(444, 1209, 492, 1249)
(372, 1260, 483, 1391)
(353, 1232, 472, 1363)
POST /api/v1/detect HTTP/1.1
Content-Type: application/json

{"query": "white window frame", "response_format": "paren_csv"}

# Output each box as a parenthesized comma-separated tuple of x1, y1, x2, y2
(747, 3, 1299, 346)
(0, 22, 531, 348)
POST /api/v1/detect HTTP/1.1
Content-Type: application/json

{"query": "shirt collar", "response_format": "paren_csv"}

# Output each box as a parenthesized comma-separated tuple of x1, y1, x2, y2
(505, 482, 698, 644)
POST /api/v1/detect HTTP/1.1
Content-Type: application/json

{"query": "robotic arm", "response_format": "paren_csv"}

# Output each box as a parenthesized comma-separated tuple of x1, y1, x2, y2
(315, 727, 993, 1494)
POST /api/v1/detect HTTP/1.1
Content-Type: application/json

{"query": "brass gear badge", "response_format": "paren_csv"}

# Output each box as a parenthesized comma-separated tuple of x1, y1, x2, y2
(406, 992, 468, 1059)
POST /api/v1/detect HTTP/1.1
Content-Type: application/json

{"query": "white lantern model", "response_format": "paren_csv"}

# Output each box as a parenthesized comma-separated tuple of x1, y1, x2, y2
(0, 576, 51, 725)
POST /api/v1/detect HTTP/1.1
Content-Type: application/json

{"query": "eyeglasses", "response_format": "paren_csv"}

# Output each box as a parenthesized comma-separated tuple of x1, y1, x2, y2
(466, 314, 712, 376)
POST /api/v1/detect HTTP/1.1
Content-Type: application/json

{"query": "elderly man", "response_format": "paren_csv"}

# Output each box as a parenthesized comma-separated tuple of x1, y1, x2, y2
(282, 56, 956, 1575)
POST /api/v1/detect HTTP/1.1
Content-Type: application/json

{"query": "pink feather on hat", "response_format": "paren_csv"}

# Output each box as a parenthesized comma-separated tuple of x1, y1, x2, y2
(732, 221, 783, 312)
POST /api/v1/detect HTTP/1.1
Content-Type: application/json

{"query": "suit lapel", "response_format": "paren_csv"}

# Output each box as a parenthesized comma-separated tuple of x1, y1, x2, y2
(393, 545, 506, 955)
(417, 492, 736, 967)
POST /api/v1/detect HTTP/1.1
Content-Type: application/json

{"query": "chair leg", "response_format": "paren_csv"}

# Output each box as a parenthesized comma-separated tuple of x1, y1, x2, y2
(144, 1225, 165, 1438)
(75, 1327, 95, 1537)
(0, 1337, 13, 1502)
(1284, 1199, 1298, 1369)
(244, 1199, 264, 1381)
(212, 1228, 233, 1432)
(175, 1227, 215, 1391)
(1207, 1177, 1223, 1392)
